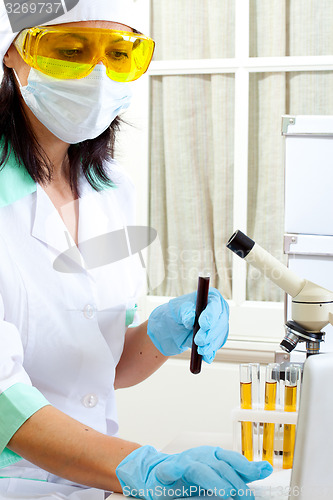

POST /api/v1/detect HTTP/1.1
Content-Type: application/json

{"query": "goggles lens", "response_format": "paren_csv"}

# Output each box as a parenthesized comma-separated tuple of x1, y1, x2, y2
(14, 26, 155, 82)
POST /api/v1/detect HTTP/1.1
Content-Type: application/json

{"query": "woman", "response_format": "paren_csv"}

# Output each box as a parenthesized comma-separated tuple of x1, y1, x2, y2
(0, 0, 272, 498)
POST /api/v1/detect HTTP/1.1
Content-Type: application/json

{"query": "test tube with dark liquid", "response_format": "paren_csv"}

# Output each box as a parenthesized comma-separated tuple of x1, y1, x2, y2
(283, 365, 300, 469)
(190, 275, 210, 374)
(262, 363, 279, 466)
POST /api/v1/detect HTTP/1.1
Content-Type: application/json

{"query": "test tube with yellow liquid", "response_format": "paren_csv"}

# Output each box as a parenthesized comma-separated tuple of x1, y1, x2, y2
(283, 365, 300, 469)
(239, 364, 259, 460)
(240, 364, 253, 460)
(262, 363, 280, 466)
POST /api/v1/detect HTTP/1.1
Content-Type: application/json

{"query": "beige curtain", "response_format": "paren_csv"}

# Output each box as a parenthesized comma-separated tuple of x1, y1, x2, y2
(247, 1, 287, 301)
(149, 0, 235, 297)
(247, 0, 333, 301)
(149, 0, 333, 300)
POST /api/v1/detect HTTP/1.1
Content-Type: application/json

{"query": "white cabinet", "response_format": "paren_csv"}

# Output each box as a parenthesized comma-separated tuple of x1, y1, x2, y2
(284, 115, 333, 236)
(283, 115, 333, 354)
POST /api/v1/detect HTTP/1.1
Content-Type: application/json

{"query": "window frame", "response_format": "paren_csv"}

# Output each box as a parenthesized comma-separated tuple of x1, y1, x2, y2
(119, 0, 333, 347)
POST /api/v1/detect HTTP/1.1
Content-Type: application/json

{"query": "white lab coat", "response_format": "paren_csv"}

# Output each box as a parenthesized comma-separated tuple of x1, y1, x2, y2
(0, 160, 144, 497)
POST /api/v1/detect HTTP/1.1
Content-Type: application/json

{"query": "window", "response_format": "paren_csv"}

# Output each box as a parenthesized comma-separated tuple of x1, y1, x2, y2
(3, 0, 331, 346)
(128, 0, 333, 346)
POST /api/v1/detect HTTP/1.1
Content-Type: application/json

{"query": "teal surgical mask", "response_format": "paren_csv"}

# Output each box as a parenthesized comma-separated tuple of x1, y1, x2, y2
(14, 65, 132, 144)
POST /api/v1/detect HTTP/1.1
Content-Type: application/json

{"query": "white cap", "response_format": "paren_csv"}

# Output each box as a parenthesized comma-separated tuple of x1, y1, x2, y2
(0, 0, 141, 64)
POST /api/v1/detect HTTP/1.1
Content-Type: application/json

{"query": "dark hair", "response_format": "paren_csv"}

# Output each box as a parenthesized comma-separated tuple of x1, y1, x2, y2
(0, 66, 121, 197)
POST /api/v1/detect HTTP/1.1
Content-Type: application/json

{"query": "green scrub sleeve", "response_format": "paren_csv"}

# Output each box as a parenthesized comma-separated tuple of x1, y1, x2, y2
(125, 305, 138, 327)
(0, 383, 50, 468)
(0, 142, 36, 208)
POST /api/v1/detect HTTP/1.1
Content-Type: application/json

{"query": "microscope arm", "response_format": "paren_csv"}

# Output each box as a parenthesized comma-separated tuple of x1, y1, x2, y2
(240, 239, 306, 298)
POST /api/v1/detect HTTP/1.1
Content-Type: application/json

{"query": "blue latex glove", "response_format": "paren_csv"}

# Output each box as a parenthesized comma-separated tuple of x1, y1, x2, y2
(116, 445, 273, 500)
(147, 288, 229, 362)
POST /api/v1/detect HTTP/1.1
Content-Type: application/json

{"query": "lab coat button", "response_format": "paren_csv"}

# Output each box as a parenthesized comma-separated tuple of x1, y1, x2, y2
(82, 393, 99, 408)
(83, 304, 95, 319)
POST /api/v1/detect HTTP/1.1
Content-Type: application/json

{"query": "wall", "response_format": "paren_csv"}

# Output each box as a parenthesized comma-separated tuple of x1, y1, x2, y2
(115, 358, 240, 450)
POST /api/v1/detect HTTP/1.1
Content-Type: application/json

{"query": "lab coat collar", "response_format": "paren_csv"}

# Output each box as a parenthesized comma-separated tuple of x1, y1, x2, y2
(31, 179, 110, 255)
(32, 184, 72, 254)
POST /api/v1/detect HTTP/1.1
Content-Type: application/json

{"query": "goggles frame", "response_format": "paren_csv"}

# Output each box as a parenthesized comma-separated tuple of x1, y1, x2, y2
(14, 25, 155, 82)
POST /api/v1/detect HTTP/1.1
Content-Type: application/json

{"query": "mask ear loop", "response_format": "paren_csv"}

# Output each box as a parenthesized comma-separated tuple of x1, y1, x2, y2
(12, 68, 24, 89)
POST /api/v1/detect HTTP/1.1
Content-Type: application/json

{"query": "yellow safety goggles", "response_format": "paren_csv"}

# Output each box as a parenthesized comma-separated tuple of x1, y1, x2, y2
(14, 26, 155, 82)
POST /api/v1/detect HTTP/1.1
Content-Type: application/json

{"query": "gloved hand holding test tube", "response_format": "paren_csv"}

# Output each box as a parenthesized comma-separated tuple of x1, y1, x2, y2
(147, 280, 229, 366)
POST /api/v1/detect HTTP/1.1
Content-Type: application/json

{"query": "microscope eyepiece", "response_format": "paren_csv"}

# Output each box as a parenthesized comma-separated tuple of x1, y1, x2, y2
(226, 230, 255, 259)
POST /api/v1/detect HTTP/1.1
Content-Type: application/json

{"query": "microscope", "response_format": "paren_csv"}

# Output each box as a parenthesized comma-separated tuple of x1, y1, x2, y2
(227, 230, 333, 356)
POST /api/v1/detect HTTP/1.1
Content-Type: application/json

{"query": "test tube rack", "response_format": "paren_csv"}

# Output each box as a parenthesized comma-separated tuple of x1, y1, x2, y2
(232, 408, 298, 463)
(232, 362, 302, 469)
